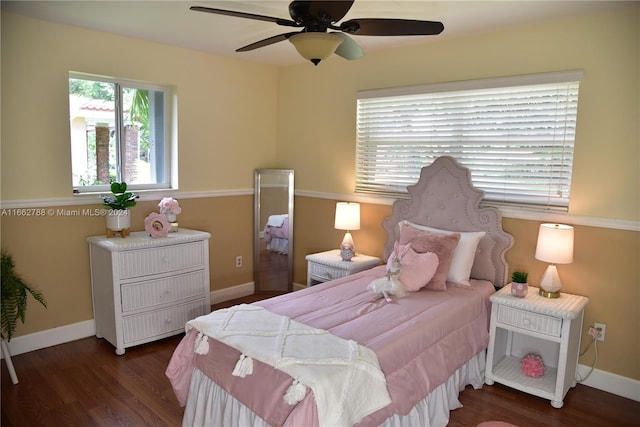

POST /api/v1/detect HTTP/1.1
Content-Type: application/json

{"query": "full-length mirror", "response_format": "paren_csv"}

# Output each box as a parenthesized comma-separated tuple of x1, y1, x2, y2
(254, 169, 294, 294)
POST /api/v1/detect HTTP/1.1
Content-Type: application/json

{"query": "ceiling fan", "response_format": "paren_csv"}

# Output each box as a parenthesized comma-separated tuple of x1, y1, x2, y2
(190, 1, 444, 65)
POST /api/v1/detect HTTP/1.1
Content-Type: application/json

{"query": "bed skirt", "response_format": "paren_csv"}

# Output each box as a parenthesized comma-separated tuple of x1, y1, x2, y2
(266, 237, 288, 254)
(182, 350, 486, 427)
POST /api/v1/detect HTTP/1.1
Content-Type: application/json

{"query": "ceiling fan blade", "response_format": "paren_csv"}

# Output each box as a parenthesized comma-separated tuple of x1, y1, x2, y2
(341, 18, 444, 36)
(190, 6, 299, 28)
(333, 33, 364, 60)
(236, 32, 300, 52)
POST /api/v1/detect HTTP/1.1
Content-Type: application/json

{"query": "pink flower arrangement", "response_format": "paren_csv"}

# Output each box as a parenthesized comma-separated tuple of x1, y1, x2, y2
(521, 353, 545, 378)
(158, 197, 182, 216)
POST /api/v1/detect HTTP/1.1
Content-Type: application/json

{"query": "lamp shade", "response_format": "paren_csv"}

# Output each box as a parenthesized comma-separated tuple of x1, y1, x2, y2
(289, 32, 343, 65)
(535, 223, 574, 264)
(334, 202, 360, 231)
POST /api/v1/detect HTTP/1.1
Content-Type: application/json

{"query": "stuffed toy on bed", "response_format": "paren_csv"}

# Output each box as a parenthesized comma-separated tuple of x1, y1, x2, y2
(367, 242, 408, 302)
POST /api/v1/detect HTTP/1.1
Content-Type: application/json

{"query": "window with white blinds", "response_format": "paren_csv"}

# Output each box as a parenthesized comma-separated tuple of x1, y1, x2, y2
(356, 70, 583, 211)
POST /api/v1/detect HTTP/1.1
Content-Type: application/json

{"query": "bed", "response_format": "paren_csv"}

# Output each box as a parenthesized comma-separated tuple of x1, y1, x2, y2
(264, 214, 290, 254)
(166, 156, 514, 427)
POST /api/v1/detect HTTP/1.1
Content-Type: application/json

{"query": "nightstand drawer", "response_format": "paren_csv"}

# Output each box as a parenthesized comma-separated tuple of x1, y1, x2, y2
(309, 263, 347, 281)
(497, 305, 562, 337)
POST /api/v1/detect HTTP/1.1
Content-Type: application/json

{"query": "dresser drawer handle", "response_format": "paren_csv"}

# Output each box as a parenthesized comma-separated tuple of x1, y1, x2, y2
(161, 256, 169, 264)
(523, 318, 531, 326)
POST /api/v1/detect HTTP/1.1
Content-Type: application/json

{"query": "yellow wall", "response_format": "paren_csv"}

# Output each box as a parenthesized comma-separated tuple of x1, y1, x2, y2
(1, 13, 273, 335)
(282, 8, 639, 381)
(1, 7, 638, 383)
(1, 13, 279, 199)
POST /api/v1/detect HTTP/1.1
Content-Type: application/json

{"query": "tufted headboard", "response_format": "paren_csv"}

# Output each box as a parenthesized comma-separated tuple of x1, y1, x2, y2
(382, 156, 514, 288)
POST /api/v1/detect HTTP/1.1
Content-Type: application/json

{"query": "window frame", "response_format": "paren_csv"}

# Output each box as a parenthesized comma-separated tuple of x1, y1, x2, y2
(355, 70, 583, 212)
(69, 72, 175, 195)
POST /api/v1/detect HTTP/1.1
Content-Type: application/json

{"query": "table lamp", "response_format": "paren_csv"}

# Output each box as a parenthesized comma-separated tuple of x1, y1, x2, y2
(334, 202, 360, 261)
(535, 223, 574, 298)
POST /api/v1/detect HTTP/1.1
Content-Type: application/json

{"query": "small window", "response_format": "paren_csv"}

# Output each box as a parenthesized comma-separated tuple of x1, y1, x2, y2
(356, 71, 583, 211)
(69, 73, 174, 193)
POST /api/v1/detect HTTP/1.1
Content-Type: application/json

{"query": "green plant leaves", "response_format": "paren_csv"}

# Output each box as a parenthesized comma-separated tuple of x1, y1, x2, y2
(101, 181, 138, 210)
(1, 252, 47, 341)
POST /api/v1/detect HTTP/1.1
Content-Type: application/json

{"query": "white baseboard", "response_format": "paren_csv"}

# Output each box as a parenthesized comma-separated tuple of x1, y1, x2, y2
(3, 319, 95, 357)
(210, 281, 255, 304)
(3, 301, 637, 403)
(577, 364, 640, 401)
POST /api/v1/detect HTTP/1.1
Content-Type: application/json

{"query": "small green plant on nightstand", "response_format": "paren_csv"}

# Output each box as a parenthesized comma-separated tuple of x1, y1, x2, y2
(512, 271, 528, 284)
(511, 271, 529, 297)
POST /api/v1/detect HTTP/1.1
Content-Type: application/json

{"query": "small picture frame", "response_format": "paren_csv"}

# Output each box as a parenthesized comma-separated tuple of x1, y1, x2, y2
(144, 212, 170, 238)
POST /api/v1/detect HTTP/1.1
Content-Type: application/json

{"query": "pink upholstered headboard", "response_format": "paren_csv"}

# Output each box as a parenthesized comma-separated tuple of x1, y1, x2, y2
(382, 156, 513, 288)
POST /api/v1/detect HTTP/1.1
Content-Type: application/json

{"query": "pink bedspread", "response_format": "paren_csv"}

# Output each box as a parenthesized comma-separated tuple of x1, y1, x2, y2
(264, 217, 289, 242)
(166, 266, 494, 426)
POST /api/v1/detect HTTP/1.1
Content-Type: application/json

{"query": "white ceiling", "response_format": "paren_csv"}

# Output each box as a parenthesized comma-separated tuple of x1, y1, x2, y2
(2, 1, 631, 66)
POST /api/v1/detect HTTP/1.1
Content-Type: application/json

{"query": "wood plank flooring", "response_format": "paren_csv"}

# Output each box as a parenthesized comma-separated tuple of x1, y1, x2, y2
(2, 295, 638, 426)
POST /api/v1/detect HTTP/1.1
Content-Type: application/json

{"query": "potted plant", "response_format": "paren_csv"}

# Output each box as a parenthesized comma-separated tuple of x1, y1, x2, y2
(1, 251, 47, 384)
(510, 271, 529, 297)
(100, 181, 137, 237)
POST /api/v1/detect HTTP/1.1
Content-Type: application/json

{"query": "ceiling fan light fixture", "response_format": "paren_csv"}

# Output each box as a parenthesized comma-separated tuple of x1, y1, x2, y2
(289, 32, 343, 65)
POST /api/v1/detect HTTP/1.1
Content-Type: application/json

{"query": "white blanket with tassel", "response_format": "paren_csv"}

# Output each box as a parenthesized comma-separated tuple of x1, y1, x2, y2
(186, 304, 391, 427)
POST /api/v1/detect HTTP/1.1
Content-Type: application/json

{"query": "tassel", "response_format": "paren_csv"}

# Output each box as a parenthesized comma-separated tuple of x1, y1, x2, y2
(283, 379, 307, 405)
(232, 354, 254, 378)
(194, 333, 209, 355)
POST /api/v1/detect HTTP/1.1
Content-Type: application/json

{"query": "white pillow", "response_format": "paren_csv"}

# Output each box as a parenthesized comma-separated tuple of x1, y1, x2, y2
(404, 221, 485, 286)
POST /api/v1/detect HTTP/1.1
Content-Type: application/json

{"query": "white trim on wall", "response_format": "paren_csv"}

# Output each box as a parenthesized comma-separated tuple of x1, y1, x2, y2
(295, 190, 640, 232)
(3, 189, 637, 232)
(210, 281, 255, 305)
(0, 189, 255, 209)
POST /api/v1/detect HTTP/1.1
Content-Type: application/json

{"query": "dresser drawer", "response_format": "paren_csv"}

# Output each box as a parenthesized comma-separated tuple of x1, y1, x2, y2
(497, 305, 562, 337)
(122, 300, 207, 344)
(120, 270, 207, 312)
(119, 241, 205, 279)
(309, 263, 348, 282)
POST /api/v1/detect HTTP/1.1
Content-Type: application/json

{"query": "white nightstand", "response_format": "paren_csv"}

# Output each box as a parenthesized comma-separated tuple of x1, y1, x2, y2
(305, 249, 381, 286)
(485, 284, 589, 408)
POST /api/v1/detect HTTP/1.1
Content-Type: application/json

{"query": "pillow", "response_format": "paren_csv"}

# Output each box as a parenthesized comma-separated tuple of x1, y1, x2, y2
(398, 223, 460, 291)
(397, 249, 439, 292)
(405, 221, 485, 286)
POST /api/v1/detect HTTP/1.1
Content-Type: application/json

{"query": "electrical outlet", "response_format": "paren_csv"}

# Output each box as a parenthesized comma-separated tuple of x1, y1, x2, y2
(235, 255, 242, 268)
(594, 322, 606, 342)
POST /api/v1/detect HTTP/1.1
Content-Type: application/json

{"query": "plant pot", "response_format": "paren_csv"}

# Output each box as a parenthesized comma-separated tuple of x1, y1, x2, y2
(510, 281, 528, 297)
(106, 209, 131, 237)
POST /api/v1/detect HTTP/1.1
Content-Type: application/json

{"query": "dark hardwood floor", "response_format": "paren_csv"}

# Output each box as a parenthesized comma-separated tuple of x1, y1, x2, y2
(2, 294, 638, 426)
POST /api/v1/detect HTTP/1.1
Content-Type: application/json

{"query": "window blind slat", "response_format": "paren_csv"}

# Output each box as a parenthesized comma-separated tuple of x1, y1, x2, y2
(356, 74, 581, 210)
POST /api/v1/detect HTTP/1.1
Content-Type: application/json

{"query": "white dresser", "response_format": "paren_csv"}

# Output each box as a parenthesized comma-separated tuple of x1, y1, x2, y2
(87, 229, 211, 355)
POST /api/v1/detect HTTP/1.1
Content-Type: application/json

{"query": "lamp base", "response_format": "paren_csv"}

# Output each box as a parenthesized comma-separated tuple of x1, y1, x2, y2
(539, 288, 561, 298)
(339, 232, 355, 261)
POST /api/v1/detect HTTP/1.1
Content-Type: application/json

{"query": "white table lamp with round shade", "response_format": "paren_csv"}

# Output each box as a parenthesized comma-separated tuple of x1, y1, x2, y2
(334, 202, 360, 261)
(535, 223, 574, 298)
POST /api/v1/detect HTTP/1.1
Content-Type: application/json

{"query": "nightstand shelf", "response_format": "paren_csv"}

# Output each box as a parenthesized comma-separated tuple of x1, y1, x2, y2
(485, 284, 589, 408)
(492, 355, 558, 399)
(305, 249, 380, 286)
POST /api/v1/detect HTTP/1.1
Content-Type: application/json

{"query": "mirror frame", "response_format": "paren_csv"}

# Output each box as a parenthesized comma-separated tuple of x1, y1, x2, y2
(253, 169, 294, 293)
